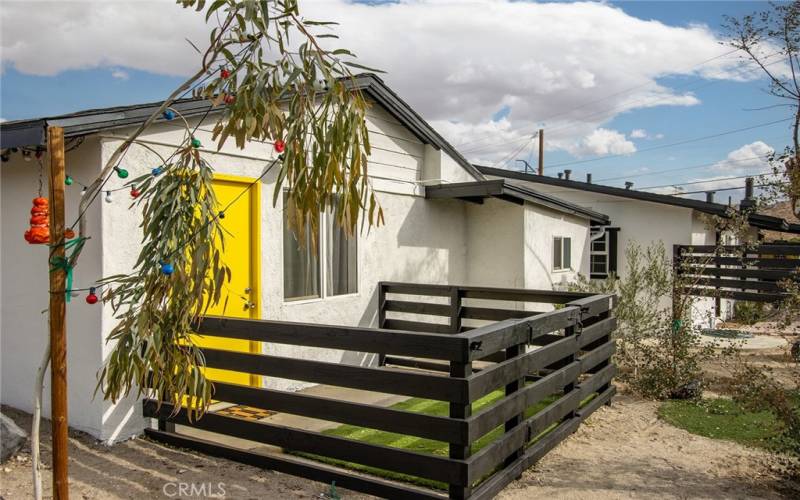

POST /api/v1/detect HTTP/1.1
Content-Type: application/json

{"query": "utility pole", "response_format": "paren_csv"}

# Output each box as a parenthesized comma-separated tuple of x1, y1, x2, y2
(47, 126, 69, 500)
(538, 128, 544, 175)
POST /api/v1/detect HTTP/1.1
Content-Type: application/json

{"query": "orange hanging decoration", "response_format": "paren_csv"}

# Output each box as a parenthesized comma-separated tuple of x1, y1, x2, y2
(24, 197, 74, 244)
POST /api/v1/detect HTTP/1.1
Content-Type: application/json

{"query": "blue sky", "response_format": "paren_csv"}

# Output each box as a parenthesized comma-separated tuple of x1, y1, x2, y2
(1, 1, 792, 200)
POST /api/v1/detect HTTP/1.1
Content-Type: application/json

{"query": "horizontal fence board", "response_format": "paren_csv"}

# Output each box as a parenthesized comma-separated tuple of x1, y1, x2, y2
(464, 308, 578, 361)
(579, 364, 616, 398)
(577, 385, 616, 421)
(383, 355, 452, 373)
(579, 341, 616, 374)
(678, 288, 787, 302)
(461, 307, 543, 321)
(683, 256, 800, 269)
(210, 381, 468, 445)
(383, 319, 452, 334)
(566, 294, 615, 319)
(144, 401, 469, 485)
(467, 389, 582, 482)
(201, 348, 469, 403)
(469, 417, 581, 500)
(144, 429, 445, 500)
(577, 317, 617, 349)
(680, 267, 796, 280)
(683, 277, 782, 292)
(468, 362, 580, 442)
(383, 300, 452, 317)
(198, 316, 468, 361)
(460, 287, 591, 303)
(679, 244, 800, 255)
(469, 337, 578, 401)
(380, 282, 453, 297)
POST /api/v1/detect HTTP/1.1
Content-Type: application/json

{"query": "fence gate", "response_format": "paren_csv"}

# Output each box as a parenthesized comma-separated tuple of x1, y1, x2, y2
(674, 243, 800, 303)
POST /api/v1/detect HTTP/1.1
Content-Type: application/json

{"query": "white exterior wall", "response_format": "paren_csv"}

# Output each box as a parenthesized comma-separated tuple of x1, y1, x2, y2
(509, 182, 728, 326)
(1, 137, 109, 438)
(1, 100, 479, 440)
(523, 205, 590, 291)
(464, 199, 524, 288)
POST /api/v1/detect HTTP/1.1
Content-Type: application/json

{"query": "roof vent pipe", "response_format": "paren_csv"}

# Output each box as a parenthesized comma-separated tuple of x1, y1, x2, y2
(706, 191, 715, 203)
(557, 172, 563, 179)
(564, 169, 572, 180)
(586, 173, 592, 184)
(740, 177, 756, 210)
(625, 181, 634, 190)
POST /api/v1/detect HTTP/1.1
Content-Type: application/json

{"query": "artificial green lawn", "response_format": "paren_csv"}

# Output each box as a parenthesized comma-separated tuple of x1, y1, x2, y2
(658, 398, 791, 451)
(293, 389, 594, 490)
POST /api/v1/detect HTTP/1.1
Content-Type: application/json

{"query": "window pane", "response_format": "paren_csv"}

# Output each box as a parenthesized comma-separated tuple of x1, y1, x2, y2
(553, 237, 562, 270)
(592, 237, 606, 252)
(591, 254, 607, 274)
(326, 203, 358, 296)
(283, 194, 320, 300)
(563, 237, 571, 269)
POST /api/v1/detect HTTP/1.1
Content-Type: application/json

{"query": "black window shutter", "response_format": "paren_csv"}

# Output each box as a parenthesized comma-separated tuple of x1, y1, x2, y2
(608, 229, 619, 274)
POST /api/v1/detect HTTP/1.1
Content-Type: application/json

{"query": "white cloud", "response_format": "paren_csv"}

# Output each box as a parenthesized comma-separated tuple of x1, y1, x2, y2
(630, 128, 664, 140)
(711, 140, 773, 172)
(568, 128, 637, 157)
(0, 0, 779, 163)
(649, 141, 778, 201)
(111, 69, 129, 80)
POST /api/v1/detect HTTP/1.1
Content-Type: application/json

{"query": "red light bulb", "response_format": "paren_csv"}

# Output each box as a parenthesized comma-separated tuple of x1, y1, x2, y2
(274, 139, 285, 153)
(220, 68, 230, 79)
(130, 187, 141, 198)
(86, 288, 98, 304)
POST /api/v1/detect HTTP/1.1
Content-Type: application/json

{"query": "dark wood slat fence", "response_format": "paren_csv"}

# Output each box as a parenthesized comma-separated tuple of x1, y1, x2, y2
(674, 243, 800, 303)
(144, 282, 617, 499)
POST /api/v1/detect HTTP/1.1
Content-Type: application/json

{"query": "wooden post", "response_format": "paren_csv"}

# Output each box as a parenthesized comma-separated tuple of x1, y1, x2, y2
(537, 129, 544, 175)
(48, 126, 69, 500)
(449, 360, 472, 499)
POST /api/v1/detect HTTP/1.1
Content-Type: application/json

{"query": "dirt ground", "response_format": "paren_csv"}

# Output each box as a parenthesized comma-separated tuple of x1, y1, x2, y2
(2, 392, 795, 500)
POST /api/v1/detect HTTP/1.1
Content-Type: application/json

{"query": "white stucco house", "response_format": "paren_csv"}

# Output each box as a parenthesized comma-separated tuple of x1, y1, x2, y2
(478, 165, 800, 326)
(0, 74, 606, 442)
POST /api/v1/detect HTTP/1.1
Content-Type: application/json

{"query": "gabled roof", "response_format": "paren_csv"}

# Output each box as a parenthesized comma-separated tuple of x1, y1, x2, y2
(1, 73, 484, 181)
(478, 165, 797, 234)
(425, 179, 610, 224)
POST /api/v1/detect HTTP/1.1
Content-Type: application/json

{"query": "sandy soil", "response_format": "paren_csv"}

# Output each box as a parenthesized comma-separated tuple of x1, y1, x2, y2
(3, 394, 795, 499)
(500, 394, 795, 500)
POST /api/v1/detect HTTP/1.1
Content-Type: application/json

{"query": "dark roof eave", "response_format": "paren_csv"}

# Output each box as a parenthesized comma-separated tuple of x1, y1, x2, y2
(425, 179, 610, 223)
(478, 165, 799, 234)
(1, 74, 484, 181)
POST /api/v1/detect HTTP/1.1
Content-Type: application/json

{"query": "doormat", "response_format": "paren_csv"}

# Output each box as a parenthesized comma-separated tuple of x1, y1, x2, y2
(215, 405, 275, 420)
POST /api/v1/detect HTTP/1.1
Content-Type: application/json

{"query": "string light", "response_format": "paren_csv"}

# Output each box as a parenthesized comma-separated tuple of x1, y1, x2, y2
(191, 137, 202, 148)
(160, 261, 174, 275)
(65, 175, 74, 186)
(81, 186, 88, 196)
(220, 67, 230, 79)
(224, 94, 235, 105)
(85, 287, 98, 304)
(35, 149, 43, 160)
(130, 187, 141, 198)
(218, 211, 225, 219)
(105, 191, 113, 203)
(22, 150, 32, 162)
(163, 110, 175, 120)
(274, 139, 285, 153)
(152, 166, 163, 176)
(114, 166, 129, 179)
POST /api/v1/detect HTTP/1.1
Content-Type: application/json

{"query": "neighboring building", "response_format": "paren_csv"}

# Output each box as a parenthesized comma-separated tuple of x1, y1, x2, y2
(0, 75, 603, 441)
(760, 200, 800, 242)
(478, 165, 800, 325)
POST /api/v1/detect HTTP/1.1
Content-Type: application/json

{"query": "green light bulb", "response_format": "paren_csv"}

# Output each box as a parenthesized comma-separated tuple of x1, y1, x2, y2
(64, 175, 73, 186)
(116, 167, 129, 179)
(191, 137, 202, 149)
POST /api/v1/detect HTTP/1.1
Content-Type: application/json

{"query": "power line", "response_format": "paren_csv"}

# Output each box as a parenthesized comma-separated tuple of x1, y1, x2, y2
(543, 117, 792, 170)
(595, 153, 775, 183)
(638, 171, 775, 191)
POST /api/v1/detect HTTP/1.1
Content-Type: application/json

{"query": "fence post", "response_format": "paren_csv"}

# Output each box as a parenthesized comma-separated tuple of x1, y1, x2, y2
(562, 319, 578, 421)
(449, 286, 462, 334)
(503, 328, 527, 469)
(449, 360, 472, 499)
(377, 282, 387, 366)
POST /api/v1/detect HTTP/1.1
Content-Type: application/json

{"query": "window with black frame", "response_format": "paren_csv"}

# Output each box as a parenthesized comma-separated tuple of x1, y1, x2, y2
(590, 227, 618, 280)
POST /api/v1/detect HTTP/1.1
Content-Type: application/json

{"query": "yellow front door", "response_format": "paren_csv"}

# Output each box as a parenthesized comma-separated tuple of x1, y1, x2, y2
(194, 175, 260, 387)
